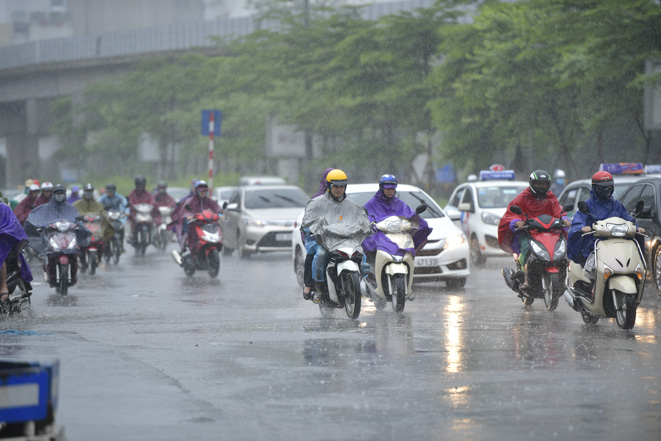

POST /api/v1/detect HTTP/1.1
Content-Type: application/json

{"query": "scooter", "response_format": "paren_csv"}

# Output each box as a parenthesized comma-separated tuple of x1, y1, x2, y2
(0, 240, 33, 315)
(36, 219, 83, 296)
(171, 209, 222, 279)
(309, 220, 371, 320)
(105, 210, 126, 265)
(79, 214, 105, 275)
(563, 201, 646, 329)
(502, 205, 568, 310)
(131, 203, 155, 256)
(362, 205, 427, 313)
(154, 206, 175, 251)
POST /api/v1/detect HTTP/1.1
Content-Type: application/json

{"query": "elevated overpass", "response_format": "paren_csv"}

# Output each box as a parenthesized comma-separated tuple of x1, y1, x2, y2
(0, 0, 434, 186)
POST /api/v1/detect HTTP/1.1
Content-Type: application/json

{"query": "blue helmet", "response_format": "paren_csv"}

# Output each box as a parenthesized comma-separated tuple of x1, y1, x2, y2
(379, 174, 398, 189)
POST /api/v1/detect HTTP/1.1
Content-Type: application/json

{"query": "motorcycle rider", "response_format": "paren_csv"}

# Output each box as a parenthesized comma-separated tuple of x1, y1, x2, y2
(13, 184, 41, 225)
(73, 184, 115, 245)
(170, 180, 221, 260)
(127, 176, 160, 246)
(498, 170, 570, 290)
(99, 183, 128, 250)
(301, 168, 334, 299)
(34, 182, 54, 207)
(567, 171, 645, 280)
(155, 181, 177, 209)
(0, 202, 33, 307)
(550, 169, 566, 196)
(362, 174, 432, 271)
(67, 185, 81, 204)
(301, 169, 371, 302)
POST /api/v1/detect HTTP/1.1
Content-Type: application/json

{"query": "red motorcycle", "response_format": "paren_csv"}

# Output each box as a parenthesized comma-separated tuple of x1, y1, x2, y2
(502, 205, 568, 310)
(79, 214, 105, 275)
(39, 220, 81, 296)
(172, 209, 222, 279)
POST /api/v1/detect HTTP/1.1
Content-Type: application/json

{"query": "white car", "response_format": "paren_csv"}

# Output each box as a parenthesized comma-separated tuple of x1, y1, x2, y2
(292, 183, 470, 289)
(444, 172, 528, 267)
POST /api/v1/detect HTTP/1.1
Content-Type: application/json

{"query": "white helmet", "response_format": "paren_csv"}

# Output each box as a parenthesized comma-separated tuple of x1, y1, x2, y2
(554, 169, 565, 179)
(41, 182, 54, 191)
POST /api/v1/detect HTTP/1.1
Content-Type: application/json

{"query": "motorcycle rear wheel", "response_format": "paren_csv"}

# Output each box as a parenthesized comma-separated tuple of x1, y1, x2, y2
(581, 313, 599, 325)
(90, 253, 98, 276)
(341, 271, 361, 320)
(391, 274, 406, 313)
(207, 249, 220, 279)
(615, 290, 637, 330)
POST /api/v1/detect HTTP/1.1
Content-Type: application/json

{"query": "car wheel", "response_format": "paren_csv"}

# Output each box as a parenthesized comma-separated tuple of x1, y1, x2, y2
(294, 247, 305, 288)
(470, 236, 486, 267)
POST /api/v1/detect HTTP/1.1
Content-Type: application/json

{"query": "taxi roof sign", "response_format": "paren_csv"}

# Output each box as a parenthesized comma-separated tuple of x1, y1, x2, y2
(479, 170, 516, 181)
(644, 164, 661, 174)
(599, 163, 644, 175)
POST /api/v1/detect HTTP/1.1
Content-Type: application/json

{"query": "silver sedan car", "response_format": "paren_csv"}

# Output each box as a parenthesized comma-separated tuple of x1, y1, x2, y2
(220, 185, 310, 258)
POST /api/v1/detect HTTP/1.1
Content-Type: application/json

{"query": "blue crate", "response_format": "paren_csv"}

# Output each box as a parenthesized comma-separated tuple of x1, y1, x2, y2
(0, 360, 59, 424)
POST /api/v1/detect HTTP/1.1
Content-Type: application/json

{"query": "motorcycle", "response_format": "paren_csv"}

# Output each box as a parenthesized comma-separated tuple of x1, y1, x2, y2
(502, 205, 568, 310)
(171, 209, 222, 278)
(309, 220, 371, 320)
(79, 214, 105, 275)
(362, 205, 427, 313)
(0, 240, 33, 315)
(105, 210, 125, 265)
(34, 219, 84, 296)
(563, 201, 646, 329)
(131, 203, 155, 256)
(154, 206, 175, 251)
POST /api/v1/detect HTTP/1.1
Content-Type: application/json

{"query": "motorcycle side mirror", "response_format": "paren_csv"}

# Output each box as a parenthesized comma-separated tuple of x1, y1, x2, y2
(222, 201, 228, 210)
(415, 204, 427, 215)
(75, 216, 84, 222)
(562, 204, 574, 213)
(509, 205, 522, 215)
(577, 201, 589, 214)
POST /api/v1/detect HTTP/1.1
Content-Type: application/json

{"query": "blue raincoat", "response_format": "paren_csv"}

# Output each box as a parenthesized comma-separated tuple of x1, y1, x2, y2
(362, 190, 432, 256)
(0, 203, 32, 283)
(567, 189, 637, 264)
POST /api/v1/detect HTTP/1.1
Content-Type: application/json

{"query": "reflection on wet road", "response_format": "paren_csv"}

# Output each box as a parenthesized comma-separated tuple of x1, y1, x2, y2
(1, 249, 660, 440)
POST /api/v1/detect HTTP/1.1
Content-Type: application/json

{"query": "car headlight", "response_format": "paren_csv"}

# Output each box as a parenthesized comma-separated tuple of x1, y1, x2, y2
(243, 218, 266, 227)
(444, 234, 466, 250)
(481, 212, 501, 226)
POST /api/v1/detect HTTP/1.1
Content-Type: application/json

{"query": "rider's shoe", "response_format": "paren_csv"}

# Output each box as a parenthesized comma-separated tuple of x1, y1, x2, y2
(171, 250, 183, 266)
(303, 287, 312, 301)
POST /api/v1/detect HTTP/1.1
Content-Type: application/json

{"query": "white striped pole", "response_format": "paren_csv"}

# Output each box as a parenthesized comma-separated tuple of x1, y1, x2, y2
(208, 112, 214, 191)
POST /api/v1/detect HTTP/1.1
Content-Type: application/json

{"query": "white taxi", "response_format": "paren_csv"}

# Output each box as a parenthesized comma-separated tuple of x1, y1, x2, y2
(444, 171, 528, 266)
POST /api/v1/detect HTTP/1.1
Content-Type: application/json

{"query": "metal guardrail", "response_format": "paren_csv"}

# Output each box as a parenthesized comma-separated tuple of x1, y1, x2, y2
(0, 0, 435, 71)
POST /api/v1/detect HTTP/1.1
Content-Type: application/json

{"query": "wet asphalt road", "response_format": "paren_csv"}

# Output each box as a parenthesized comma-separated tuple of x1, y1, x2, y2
(1, 245, 661, 441)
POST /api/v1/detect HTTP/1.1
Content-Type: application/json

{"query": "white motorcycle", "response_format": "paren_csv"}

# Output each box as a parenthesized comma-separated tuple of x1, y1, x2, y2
(362, 205, 427, 313)
(564, 201, 647, 329)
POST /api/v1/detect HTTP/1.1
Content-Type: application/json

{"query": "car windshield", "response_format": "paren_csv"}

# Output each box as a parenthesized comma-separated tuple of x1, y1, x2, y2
(347, 190, 445, 219)
(477, 185, 527, 208)
(244, 188, 309, 209)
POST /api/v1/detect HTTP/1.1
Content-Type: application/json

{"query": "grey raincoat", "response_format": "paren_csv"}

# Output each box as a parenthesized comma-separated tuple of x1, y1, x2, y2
(301, 192, 371, 252)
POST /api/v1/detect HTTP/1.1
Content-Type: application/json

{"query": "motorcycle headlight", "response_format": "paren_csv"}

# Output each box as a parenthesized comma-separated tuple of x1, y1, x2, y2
(530, 241, 550, 260)
(67, 237, 77, 250)
(554, 239, 566, 259)
(49, 237, 60, 251)
(606, 223, 628, 237)
(481, 212, 501, 226)
(444, 234, 466, 250)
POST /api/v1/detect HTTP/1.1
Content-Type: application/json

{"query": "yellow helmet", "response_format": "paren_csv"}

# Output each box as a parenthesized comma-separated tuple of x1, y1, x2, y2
(326, 169, 348, 191)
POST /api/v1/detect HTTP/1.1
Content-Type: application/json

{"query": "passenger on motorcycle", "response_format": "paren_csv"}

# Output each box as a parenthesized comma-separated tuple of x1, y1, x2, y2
(155, 181, 176, 209)
(498, 170, 570, 290)
(362, 174, 432, 270)
(14, 184, 40, 225)
(567, 171, 645, 278)
(127, 176, 161, 245)
(67, 185, 81, 204)
(0, 202, 33, 307)
(34, 182, 54, 207)
(301, 169, 371, 302)
(73, 184, 115, 244)
(301, 168, 334, 299)
(170, 180, 221, 256)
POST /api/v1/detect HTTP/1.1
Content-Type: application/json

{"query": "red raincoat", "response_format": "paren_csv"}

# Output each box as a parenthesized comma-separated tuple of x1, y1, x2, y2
(14, 193, 39, 224)
(497, 188, 566, 254)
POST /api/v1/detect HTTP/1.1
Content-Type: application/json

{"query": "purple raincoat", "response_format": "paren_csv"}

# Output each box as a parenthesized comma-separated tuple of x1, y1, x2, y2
(0, 203, 33, 283)
(362, 190, 432, 256)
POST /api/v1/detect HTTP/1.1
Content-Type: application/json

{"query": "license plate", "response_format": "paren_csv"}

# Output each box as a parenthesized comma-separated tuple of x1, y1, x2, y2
(416, 257, 437, 267)
(276, 233, 292, 241)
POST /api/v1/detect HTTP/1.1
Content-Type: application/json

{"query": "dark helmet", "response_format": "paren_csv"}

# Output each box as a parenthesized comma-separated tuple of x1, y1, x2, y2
(529, 170, 551, 198)
(106, 183, 116, 192)
(379, 174, 398, 189)
(53, 184, 66, 194)
(135, 175, 147, 188)
(591, 171, 614, 200)
(195, 180, 209, 190)
(157, 181, 167, 189)
(83, 183, 94, 192)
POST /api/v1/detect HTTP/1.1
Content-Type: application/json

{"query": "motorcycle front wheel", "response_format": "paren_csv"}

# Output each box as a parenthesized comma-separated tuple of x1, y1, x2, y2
(341, 271, 361, 320)
(614, 290, 637, 330)
(113, 238, 121, 264)
(59, 263, 68, 296)
(207, 249, 220, 279)
(391, 274, 407, 313)
(543, 273, 563, 312)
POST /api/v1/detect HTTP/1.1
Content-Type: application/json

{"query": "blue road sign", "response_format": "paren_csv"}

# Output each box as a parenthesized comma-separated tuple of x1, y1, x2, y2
(201, 110, 222, 136)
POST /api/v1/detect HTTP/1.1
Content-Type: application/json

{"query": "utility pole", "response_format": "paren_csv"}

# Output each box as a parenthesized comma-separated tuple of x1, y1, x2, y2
(303, 0, 314, 192)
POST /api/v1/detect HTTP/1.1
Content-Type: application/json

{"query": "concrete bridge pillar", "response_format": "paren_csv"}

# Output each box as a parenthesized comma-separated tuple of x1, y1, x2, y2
(6, 134, 39, 187)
